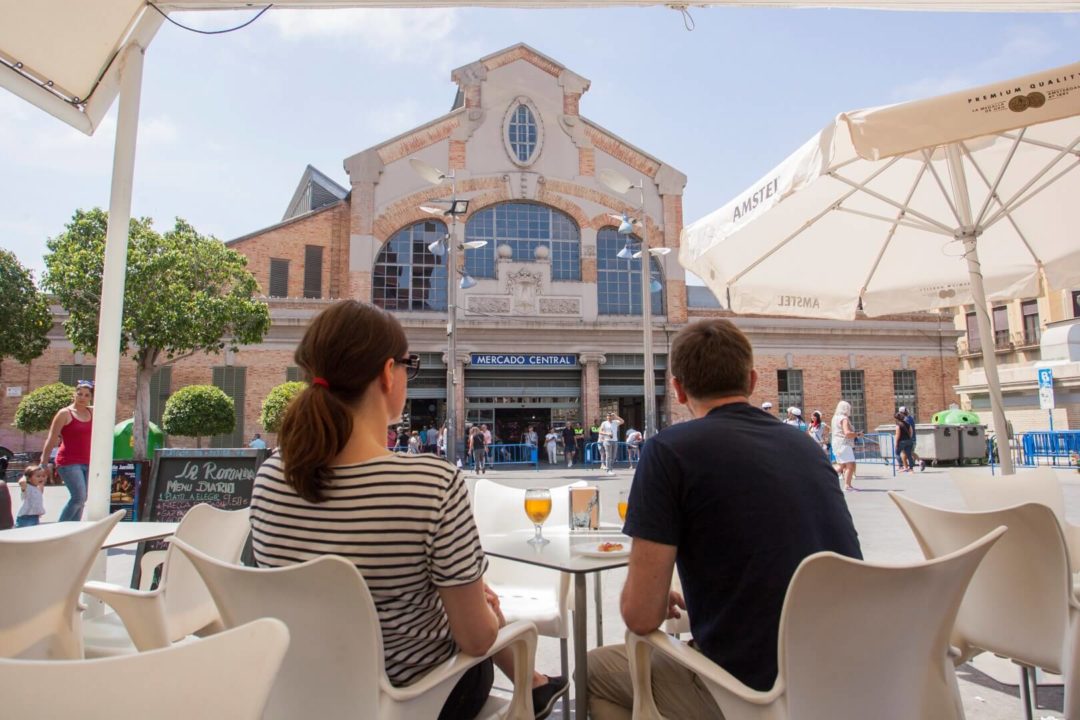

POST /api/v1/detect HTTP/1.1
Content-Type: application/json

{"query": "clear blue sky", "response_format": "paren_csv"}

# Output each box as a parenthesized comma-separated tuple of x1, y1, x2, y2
(1, 6, 1076, 282)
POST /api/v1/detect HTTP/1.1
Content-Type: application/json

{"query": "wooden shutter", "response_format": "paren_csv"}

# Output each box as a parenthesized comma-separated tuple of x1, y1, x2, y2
(303, 245, 323, 299)
(59, 364, 95, 386)
(269, 258, 289, 298)
(211, 366, 246, 448)
(149, 366, 172, 426)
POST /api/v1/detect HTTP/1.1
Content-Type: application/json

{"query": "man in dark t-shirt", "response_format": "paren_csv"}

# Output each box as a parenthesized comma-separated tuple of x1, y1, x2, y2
(587, 318, 861, 719)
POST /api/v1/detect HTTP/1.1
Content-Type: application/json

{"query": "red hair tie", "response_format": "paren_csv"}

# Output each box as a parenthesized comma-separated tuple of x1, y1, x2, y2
(312, 377, 330, 388)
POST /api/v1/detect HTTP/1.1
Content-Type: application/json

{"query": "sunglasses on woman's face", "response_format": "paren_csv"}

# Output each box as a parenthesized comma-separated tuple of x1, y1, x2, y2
(396, 353, 421, 380)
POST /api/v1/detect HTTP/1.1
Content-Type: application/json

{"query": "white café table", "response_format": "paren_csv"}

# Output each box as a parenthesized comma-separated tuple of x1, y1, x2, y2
(482, 527, 630, 719)
(2, 520, 179, 548)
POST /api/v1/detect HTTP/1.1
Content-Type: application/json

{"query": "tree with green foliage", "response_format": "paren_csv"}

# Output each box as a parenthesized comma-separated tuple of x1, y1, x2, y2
(13, 382, 75, 434)
(260, 381, 306, 434)
(44, 208, 270, 460)
(161, 385, 235, 448)
(0, 249, 52, 375)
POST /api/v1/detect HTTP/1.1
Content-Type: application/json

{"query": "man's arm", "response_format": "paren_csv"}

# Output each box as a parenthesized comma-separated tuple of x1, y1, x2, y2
(620, 537, 679, 635)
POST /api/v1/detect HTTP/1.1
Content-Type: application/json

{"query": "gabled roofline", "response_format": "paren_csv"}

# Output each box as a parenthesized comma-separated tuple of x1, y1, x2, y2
(282, 164, 348, 221)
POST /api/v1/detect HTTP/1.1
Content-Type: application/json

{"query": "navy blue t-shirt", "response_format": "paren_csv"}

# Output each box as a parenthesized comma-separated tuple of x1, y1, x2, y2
(622, 402, 862, 692)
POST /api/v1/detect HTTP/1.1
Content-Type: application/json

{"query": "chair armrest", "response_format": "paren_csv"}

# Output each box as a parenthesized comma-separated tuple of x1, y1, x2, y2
(138, 550, 167, 591)
(627, 630, 784, 720)
(381, 620, 538, 720)
(82, 581, 170, 651)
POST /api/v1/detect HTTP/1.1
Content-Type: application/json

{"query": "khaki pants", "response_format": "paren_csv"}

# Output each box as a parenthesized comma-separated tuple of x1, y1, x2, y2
(587, 643, 725, 720)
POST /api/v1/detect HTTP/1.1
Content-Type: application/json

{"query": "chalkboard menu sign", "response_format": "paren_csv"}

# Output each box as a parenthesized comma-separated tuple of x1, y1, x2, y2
(133, 448, 266, 586)
(144, 448, 266, 524)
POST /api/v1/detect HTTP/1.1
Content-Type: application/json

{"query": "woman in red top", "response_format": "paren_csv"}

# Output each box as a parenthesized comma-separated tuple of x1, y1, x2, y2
(41, 380, 94, 522)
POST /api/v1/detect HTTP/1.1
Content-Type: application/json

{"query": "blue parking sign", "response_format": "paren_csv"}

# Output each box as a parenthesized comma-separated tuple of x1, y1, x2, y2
(1038, 368, 1053, 389)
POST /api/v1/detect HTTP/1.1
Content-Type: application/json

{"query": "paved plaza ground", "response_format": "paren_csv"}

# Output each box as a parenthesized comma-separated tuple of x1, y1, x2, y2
(17, 458, 1079, 718)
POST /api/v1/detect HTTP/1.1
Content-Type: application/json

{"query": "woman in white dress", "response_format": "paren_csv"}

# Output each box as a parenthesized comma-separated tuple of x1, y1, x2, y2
(830, 400, 862, 492)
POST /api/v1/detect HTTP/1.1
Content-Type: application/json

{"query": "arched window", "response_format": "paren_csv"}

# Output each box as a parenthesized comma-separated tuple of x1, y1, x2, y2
(597, 227, 665, 316)
(372, 220, 448, 312)
(465, 203, 580, 281)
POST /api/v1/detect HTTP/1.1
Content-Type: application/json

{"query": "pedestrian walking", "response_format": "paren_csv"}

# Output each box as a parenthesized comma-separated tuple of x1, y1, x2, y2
(599, 412, 623, 475)
(894, 411, 915, 472)
(40, 379, 94, 522)
(561, 424, 577, 467)
(807, 411, 830, 456)
(831, 401, 862, 492)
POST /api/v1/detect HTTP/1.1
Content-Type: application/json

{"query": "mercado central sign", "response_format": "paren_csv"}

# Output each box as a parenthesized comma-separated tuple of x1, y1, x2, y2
(471, 353, 579, 368)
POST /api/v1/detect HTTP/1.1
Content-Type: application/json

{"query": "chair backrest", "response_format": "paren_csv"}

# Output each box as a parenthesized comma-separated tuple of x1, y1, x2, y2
(0, 510, 125, 659)
(890, 493, 1074, 672)
(160, 504, 251, 640)
(951, 467, 1067, 526)
(950, 467, 1080, 573)
(777, 526, 1004, 720)
(472, 479, 581, 589)
(173, 539, 384, 720)
(0, 618, 289, 720)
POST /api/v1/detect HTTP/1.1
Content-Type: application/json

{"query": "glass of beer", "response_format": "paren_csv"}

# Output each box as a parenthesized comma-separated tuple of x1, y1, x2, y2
(524, 488, 552, 546)
(617, 490, 629, 522)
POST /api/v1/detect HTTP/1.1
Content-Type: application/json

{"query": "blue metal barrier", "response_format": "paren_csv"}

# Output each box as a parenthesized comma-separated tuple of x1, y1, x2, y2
(833, 433, 897, 476)
(1020, 431, 1080, 466)
(486, 443, 538, 469)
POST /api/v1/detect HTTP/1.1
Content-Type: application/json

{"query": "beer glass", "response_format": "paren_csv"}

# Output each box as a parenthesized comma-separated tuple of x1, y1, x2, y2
(524, 488, 552, 546)
(617, 490, 629, 522)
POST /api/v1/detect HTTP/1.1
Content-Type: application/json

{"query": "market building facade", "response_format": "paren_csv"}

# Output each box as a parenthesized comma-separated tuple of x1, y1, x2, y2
(0, 44, 961, 455)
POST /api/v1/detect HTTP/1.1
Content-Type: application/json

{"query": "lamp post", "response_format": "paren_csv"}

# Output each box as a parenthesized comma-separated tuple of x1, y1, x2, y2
(599, 169, 669, 439)
(410, 158, 480, 465)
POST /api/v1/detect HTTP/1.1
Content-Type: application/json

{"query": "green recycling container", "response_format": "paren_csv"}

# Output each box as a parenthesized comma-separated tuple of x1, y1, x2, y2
(932, 409, 981, 425)
(113, 418, 165, 460)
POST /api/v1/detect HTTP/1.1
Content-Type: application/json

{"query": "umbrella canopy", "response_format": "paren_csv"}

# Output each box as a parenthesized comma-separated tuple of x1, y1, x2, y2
(681, 61, 1080, 474)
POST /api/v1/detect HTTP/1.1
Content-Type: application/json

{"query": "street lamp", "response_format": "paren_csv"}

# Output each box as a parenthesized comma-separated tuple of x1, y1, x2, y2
(599, 168, 666, 439)
(410, 158, 485, 464)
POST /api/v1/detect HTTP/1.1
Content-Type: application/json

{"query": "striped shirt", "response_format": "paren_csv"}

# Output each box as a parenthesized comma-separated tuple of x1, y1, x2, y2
(250, 453, 488, 687)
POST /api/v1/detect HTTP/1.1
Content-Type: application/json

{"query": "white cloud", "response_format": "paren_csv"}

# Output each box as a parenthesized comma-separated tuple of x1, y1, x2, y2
(266, 8, 459, 63)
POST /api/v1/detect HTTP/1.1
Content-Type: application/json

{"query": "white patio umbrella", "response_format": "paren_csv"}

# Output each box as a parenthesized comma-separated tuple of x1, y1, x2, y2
(681, 61, 1080, 475)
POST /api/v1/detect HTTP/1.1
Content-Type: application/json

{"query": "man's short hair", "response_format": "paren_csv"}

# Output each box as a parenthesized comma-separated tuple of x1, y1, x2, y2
(671, 319, 753, 400)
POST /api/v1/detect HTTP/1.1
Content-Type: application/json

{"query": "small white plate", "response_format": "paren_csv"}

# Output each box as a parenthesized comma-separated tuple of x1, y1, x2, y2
(574, 541, 631, 558)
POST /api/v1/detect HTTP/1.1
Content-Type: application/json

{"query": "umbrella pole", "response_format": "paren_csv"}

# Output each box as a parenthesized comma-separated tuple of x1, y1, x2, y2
(947, 146, 1015, 475)
(86, 44, 146, 519)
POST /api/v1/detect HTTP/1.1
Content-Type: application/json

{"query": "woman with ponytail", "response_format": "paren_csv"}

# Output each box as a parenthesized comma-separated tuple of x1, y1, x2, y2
(250, 300, 566, 720)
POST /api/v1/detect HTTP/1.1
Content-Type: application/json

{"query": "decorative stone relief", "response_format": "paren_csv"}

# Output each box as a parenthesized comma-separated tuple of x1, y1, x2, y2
(506, 268, 543, 315)
(582, 245, 597, 258)
(467, 296, 511, 314)
(539, 298, 580, 315)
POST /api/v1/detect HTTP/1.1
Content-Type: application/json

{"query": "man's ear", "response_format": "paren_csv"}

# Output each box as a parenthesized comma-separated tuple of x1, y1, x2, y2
(672, 376, 689, 405)
(748, 369, 759, 395)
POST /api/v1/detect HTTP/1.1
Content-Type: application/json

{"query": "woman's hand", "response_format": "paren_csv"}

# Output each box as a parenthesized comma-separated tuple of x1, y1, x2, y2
(483, 583, 505, 626)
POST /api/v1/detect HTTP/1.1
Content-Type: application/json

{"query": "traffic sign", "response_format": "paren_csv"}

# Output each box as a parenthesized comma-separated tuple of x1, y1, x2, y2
(1038, 368, 1055, 410)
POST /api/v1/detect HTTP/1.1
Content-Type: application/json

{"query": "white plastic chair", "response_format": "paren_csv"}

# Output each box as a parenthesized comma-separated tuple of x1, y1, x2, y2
(80, 503, 251, 654)
(950, 467, 1080, 574)
(0, 618, 289, 720)
(472, 478, 581, 703)
(0, 509, 125, 660)
(891, 492, 1080, 720)
(173, 538, 539, 720)
(626, 527, 1004, 720)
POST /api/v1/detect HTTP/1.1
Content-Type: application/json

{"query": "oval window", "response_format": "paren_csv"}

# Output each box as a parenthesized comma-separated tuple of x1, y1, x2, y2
(505, 99, 542, 166)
